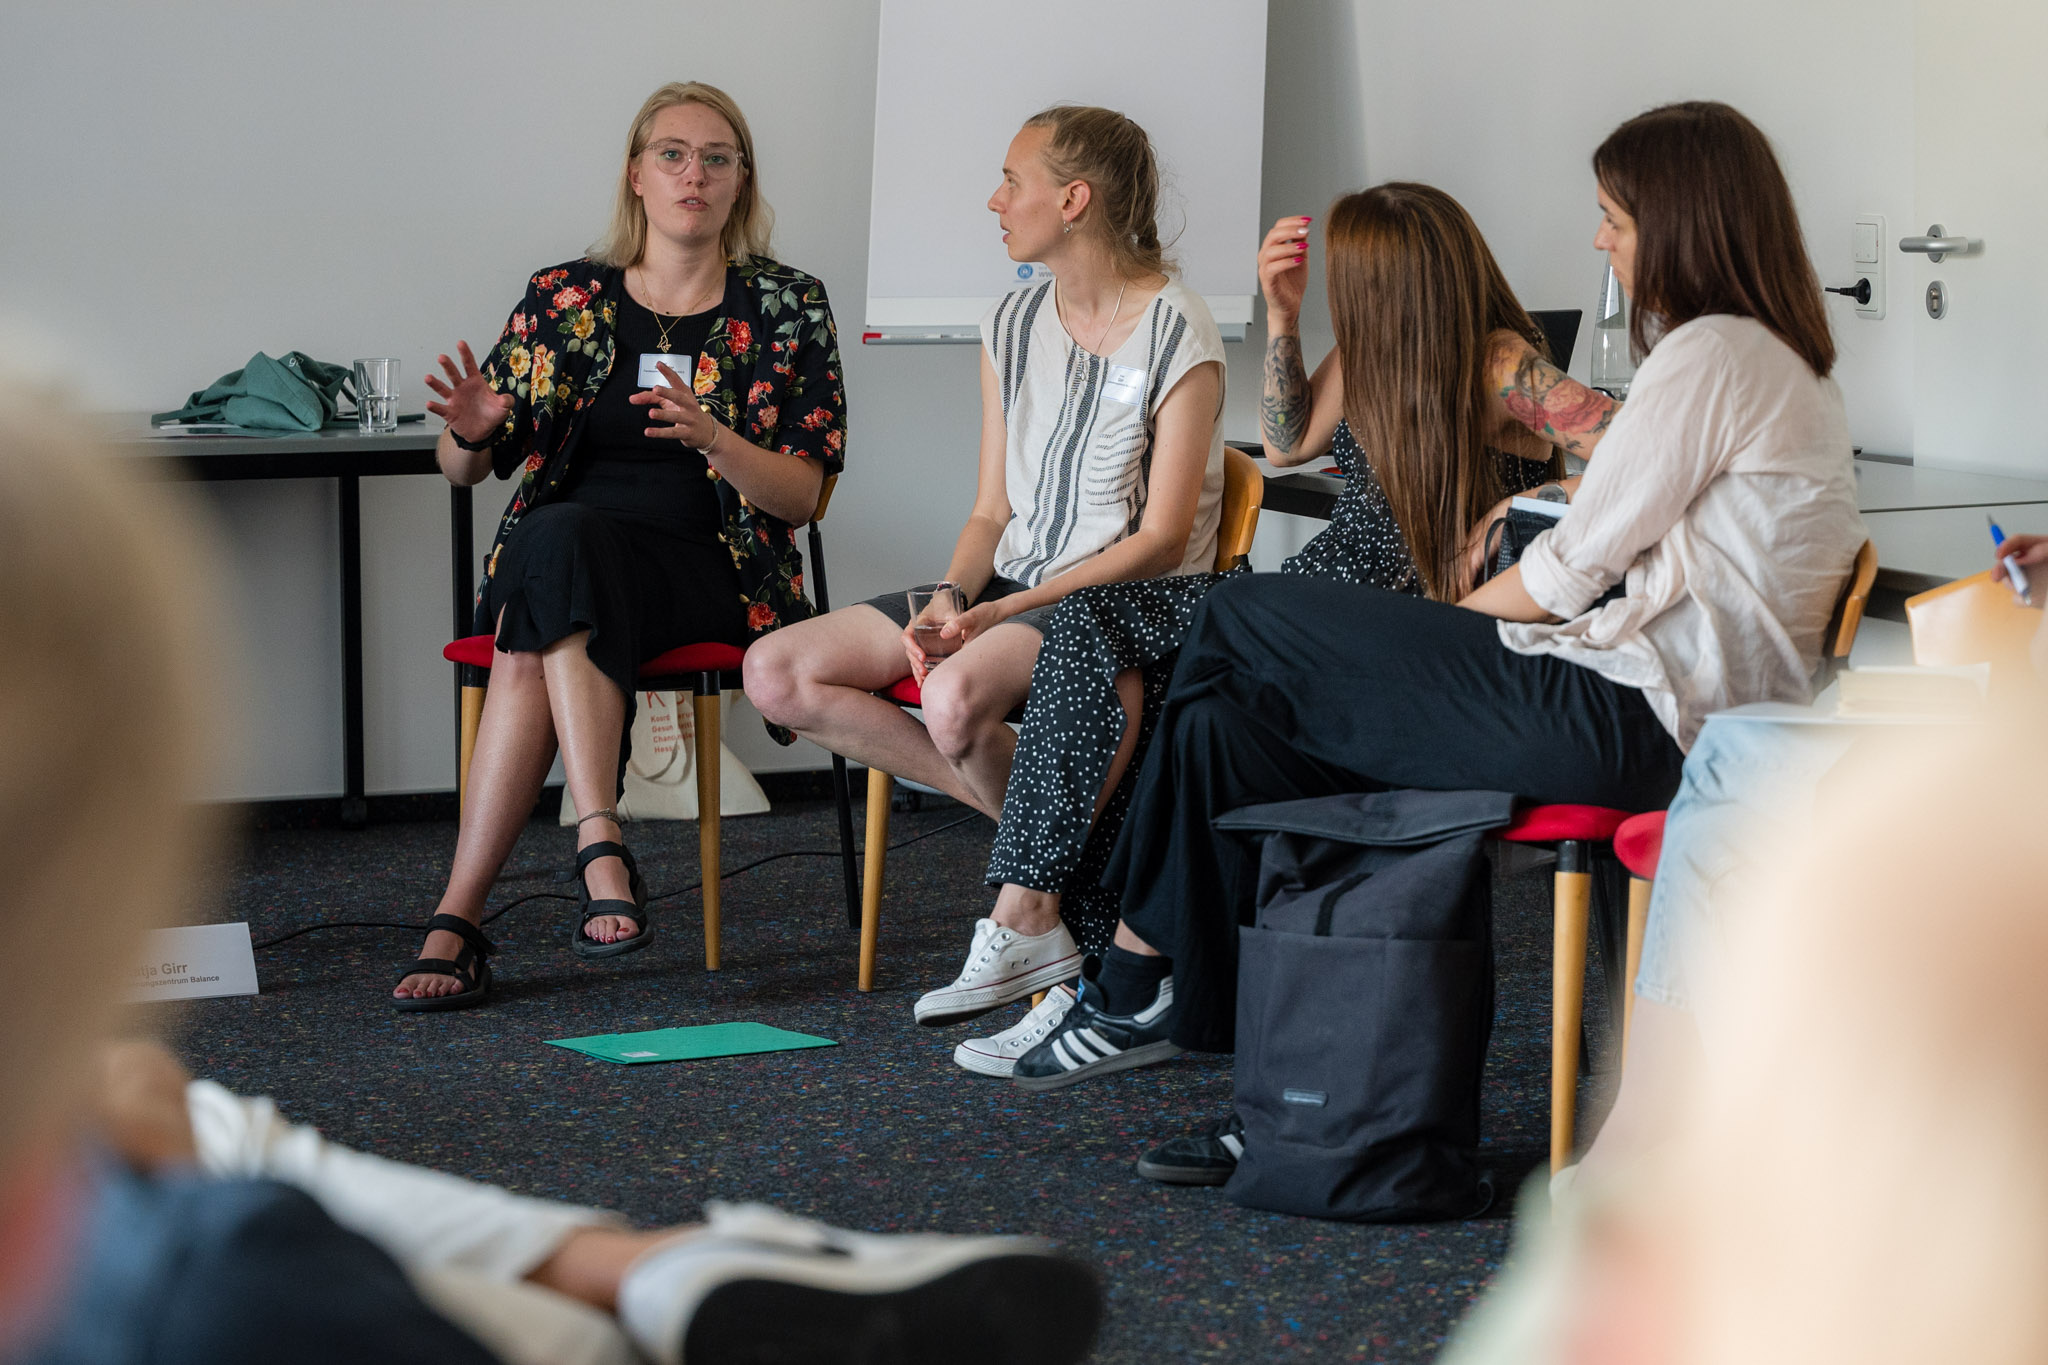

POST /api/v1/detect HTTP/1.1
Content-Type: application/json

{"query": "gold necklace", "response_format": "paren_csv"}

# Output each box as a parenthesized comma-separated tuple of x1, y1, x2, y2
(632, 267, 715, 351)
(650, 308, 683, 353)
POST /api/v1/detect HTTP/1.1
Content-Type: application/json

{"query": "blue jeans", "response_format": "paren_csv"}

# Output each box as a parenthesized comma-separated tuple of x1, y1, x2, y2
(1634, 718, 1859, 1010)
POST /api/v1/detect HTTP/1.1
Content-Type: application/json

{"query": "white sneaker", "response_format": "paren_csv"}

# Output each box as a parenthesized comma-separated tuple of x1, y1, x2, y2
(615, 1200, 1102, 1365)
(953, 984, 1078, 1077)
(912, 917, 1082, 1026)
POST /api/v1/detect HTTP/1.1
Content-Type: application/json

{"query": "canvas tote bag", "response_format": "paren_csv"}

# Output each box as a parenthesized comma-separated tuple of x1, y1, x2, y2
(561, 691, 769, 824)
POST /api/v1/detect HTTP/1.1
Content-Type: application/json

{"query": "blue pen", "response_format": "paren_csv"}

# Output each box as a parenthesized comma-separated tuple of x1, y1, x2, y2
(1988, 516, 2034, 606)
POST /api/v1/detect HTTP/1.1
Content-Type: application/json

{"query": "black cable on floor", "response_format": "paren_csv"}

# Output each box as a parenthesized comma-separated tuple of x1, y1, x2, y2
(250, 810, 984, 951)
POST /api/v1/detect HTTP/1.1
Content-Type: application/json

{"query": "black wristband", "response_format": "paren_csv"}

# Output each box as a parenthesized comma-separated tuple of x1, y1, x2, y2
(447, 425, 496, 452)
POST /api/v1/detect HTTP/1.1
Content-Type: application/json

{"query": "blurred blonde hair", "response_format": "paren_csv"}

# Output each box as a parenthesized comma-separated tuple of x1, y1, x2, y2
(589, 81, 774, 268)
(0, 390, 223, 1174)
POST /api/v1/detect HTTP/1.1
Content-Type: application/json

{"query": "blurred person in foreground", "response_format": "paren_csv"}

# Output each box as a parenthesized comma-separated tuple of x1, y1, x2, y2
(1571, 534, 2048, 1187)
(1441, 711, 2048, 1365)
(0, 390, 1100, 1365)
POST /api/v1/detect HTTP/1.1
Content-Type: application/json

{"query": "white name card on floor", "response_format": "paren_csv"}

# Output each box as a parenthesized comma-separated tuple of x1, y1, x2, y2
(126, 923, 259, 1003)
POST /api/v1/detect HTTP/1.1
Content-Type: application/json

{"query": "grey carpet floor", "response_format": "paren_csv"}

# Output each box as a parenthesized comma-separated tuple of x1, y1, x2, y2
(161, 795, 1618, 1363)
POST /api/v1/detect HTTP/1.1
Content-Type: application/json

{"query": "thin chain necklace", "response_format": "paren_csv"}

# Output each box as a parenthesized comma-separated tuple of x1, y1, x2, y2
(1062, 279, 1129, 357)
(650, 309, 683, 352)
(632, 266, 717, 351)
(1092, 282, 1128, 355)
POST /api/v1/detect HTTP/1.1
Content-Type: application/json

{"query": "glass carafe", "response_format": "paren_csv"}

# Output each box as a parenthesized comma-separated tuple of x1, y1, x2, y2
(1589, 261, 1635, 400)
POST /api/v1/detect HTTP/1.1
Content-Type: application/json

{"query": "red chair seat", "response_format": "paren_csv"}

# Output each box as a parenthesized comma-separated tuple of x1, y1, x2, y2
(1498, 803, 1633, 846)
(640, 642, 747, 677)
(443, 634, 746, 677)
(882, 677, 923, 706)
(1613, 811, 1667, 881)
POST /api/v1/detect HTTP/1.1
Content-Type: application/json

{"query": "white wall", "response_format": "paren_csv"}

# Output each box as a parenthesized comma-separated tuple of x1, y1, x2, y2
(0, 0, 1968, 796)
(1336, 0, 1918, 457)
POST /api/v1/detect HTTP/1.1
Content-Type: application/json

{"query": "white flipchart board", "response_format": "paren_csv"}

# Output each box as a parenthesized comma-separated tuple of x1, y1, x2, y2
(863, 0, 1268, 343)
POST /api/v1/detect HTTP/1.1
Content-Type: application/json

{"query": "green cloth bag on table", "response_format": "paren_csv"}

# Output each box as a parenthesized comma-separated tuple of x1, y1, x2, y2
(153, 351, 356, 432)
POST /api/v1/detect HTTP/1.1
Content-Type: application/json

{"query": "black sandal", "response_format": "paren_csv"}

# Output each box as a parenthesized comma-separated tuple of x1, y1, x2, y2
(572, 839, 652, 960)
(393, 913, 494, 1012)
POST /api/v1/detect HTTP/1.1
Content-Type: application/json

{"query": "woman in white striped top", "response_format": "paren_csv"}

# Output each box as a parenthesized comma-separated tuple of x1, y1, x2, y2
(747, 105, 1224, 836)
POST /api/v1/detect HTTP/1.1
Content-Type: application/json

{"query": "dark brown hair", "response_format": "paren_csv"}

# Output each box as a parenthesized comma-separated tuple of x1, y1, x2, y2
(1024, 104, 1172, 280)
(1326, 183, 1548, 601)
(1593, 101, 1834, 376)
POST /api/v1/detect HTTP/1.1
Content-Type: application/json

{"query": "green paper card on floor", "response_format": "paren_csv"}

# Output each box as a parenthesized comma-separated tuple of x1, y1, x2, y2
(546, 1022, 837, 1065)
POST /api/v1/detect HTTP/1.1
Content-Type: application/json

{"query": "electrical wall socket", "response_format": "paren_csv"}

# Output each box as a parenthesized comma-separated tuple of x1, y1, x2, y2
(1852, 214, 1886, 319)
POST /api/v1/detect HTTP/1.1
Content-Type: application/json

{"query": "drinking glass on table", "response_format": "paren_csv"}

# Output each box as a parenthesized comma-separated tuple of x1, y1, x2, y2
(908, 582, 968, 671)
(353, 357, 400, 434)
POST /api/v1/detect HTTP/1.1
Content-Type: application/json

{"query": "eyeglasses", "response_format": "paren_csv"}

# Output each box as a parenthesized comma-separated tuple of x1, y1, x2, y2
(645, 141, 744, 180)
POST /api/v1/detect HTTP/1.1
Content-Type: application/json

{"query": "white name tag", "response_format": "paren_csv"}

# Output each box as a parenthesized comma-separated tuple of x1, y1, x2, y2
(125, 923, 260, 1003)
(638, 353, 694, 389)
(1101, 363, 1147, 407)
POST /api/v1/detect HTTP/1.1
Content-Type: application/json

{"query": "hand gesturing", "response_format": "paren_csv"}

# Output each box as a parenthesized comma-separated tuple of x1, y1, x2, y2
(424, 342, 513, 445)
(630, 361, 725, 453)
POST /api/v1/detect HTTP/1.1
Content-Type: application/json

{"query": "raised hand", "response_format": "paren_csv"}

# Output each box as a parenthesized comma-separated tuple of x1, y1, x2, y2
(424, 342, 513, 444)
(630, 361, 724, 453)
(1257, 216, 1313, 331)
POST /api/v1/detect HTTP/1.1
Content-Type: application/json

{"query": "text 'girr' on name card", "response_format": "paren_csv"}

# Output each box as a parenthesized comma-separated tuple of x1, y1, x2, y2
(125, 923, 260, 1003)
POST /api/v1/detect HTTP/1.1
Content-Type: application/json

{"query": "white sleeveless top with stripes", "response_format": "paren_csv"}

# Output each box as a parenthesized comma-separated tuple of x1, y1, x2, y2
(981, 278, 1226, 587)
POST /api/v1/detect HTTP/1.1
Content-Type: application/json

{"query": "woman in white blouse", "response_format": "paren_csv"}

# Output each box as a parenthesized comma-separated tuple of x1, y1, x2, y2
(1028, 100, 1866, 1111)
(746, 107, 1223, 832)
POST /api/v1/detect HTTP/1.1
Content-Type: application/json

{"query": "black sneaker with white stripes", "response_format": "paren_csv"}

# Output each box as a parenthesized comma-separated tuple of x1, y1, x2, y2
(1010, 958, 1180, 1092)
(1134, 1113, 1245, 1186)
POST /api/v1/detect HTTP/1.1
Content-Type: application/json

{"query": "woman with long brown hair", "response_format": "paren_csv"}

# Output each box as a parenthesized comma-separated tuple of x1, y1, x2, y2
(930, 183, 1615, 1080)
(1098, 102, 1865, 1184)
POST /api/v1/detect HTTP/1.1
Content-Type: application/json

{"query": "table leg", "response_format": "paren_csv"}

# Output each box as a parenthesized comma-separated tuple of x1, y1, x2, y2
(451, 482, 474, 798)
(339, 474, 367, 828)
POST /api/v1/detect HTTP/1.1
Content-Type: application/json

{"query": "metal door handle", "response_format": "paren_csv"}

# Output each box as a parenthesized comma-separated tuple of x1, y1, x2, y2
(1898, 224, 1981, 262)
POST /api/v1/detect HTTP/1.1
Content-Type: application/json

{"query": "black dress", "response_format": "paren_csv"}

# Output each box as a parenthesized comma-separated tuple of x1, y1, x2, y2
(487, 294, 748, 723)
(985, 420, 1555, 952)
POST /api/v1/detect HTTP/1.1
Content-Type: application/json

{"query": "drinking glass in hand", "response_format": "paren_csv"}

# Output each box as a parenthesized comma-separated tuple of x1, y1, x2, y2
(907, 582, 968, 668)
(354, 357, 400, 434)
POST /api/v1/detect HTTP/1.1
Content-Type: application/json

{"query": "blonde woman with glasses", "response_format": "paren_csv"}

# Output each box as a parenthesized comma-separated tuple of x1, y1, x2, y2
(394, 82, 847, 1010)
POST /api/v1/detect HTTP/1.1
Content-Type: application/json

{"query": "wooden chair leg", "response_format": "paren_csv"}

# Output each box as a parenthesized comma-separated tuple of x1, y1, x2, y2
(693, 688, 722, 971)
(1623, 875, 1651, 1065)
(860, 768, 892, 991)
(457, 684, 486, 821)
(1551, 840, 1593, 1175)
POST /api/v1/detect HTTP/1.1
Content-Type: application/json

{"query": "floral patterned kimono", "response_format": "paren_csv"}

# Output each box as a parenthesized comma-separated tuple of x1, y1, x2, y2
(471, 256, 846, 741)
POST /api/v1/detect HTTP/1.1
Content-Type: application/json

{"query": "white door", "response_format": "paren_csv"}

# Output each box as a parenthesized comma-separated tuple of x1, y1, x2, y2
(1910, 1, 2048, 477)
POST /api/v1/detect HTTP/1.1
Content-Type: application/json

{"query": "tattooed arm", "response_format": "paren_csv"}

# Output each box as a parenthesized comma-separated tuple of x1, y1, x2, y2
(1256, 215, 1342, 466)
(1487, 331, 1620, 462)
(1261, 333, 1312, 456)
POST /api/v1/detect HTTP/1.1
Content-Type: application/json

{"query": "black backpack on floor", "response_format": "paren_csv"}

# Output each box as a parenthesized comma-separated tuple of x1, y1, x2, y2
(1214, 788, 1514, 1222)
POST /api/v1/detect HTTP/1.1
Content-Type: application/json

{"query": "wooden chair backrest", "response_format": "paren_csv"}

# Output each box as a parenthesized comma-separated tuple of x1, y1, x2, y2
(1214, 446, 1263, 572)
(1905, 568, 2041, 671)
(1828, 539, 1880, 658)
